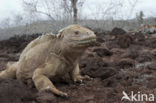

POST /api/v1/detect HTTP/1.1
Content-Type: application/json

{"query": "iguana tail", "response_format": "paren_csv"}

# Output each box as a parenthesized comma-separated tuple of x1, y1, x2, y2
(0, 62, 18, 80)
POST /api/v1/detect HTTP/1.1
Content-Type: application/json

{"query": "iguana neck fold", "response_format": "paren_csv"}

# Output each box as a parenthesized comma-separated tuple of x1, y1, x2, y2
(49, 38, 85, 65)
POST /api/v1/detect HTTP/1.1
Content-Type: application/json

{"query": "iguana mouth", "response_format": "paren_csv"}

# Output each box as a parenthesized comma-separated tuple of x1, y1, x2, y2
(75, 36, 96, 47)
(66, 36, 96, 47)
(77, 38, 96, 45)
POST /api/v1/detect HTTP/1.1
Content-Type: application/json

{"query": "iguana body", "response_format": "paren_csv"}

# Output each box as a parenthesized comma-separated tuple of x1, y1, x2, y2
(0, 25, 96, 97)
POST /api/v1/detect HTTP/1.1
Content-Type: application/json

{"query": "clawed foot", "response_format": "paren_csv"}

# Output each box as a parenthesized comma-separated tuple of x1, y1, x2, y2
(73, 75, 93, 83)
(57, 91, 69, 98)
(44, 88, 69, 98)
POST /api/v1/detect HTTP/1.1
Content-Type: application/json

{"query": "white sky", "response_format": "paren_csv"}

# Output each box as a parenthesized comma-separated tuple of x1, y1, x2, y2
(0, 0, 23, 20)
(136, 0, 156, 17)
(0, 0, 156, 21)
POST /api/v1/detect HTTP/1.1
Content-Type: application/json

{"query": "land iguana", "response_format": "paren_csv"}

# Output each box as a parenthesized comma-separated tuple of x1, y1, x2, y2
(0, 24, 96, 97)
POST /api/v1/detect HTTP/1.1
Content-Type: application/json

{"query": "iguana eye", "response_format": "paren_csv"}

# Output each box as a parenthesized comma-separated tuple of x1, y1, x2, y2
(74, 31, 79, 35)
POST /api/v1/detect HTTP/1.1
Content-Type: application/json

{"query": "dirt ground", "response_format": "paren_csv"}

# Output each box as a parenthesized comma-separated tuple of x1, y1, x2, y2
(0, 28, 156, 103)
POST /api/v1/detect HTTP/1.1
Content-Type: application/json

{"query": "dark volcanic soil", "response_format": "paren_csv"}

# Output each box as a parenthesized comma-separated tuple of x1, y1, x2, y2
(0, 29, 156, 103)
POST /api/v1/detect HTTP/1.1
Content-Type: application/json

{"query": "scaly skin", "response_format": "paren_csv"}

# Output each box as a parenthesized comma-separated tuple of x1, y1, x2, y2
(0, 24, 96, 97)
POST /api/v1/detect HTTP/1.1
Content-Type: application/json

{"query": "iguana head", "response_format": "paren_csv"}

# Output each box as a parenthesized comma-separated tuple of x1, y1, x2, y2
(57, 24, 96, 48)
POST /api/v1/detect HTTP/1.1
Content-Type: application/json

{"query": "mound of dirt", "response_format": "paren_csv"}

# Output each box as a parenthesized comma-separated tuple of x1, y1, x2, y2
(92, 47, 113, 57)
(80, 56, 117, 80)
(0, 79, 36, 103)
(0, 33, 41, 53)
(147, 61, 156, 70)
(110, 27, 126, 36)
(123, 46, 139, 59)
(117, 34, 133, 48)
(116, 58, 135, 69)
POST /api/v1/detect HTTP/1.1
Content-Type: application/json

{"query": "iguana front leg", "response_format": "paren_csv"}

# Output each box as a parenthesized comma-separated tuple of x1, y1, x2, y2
(32, 63, 68, 97)
(71, 63, 91, 83)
